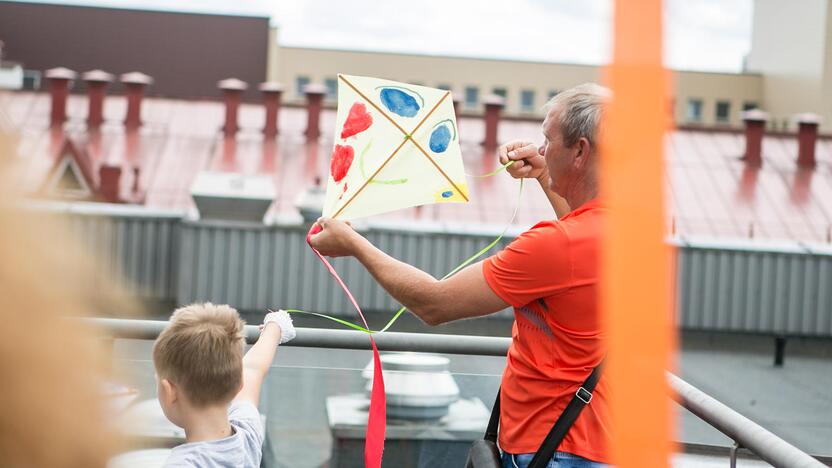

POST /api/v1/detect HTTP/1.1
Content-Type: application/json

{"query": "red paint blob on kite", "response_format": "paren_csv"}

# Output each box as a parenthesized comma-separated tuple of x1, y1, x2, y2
(330, 144, 354, 183)
(341, 102, 373, 139)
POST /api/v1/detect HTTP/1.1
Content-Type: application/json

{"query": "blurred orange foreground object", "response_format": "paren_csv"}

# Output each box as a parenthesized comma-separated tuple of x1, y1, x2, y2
(601, 0, 676, 466)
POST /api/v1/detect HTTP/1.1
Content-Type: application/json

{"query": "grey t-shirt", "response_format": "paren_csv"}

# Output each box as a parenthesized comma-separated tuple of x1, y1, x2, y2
(162, 401, 264, 468)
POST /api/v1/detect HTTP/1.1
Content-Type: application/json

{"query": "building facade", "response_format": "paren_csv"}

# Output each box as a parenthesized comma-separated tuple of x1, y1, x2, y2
(268, 0, 832, 132)
(0, 1, 269, 99)
(270, 44, 765, 129)
(746, 0, 832, 132)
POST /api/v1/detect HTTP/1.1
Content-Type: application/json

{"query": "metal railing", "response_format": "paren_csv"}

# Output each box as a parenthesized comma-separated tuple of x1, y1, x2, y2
(86, 318, 826, 468)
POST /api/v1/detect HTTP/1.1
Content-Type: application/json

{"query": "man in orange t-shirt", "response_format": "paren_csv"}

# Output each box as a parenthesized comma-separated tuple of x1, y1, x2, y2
(310, 83, 611, 467)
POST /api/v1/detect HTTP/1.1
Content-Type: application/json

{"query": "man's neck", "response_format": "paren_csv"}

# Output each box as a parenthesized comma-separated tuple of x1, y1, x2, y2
(181, 403, 233, 443)
(565, 180, 598, 212)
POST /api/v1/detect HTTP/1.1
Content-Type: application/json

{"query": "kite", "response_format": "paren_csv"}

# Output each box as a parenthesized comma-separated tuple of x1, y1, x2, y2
(307, 75, 471, 468)
(322, 74, 469, 220)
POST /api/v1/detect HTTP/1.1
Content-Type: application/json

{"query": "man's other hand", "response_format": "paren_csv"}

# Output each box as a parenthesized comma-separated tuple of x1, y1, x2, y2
(498, 140, 548, 181)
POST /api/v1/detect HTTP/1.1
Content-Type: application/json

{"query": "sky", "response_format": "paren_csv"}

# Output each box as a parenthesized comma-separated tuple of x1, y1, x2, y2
(13, 0, 754, 72)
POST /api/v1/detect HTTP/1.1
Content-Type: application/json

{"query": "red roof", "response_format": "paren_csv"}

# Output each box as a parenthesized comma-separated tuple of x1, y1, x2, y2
(3, 90, 831, 242)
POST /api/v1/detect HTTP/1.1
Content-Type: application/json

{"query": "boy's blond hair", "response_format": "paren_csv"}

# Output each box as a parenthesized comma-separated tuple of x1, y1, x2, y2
(153, 303, 245, 406)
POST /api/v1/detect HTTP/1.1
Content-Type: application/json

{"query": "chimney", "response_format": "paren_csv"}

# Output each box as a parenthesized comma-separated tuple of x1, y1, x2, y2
(259, 82, 284, 138)
(795, 113, 821, 168)
(452, 95, 462, 123)
(218, 78, 248, 138)
(45, 67, 77, 128)
(742, 109, 768, 166)
(482, 94, 505, 149)
(82, 70, 114, 130)
(304, 83, 328, 140)
(120, 72, 153, 130)
(98, 164, 122, 203)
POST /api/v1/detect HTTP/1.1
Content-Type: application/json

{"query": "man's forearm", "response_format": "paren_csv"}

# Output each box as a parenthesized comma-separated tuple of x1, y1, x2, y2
(243, 323, 280, 374)
(351, 236, 443, 324)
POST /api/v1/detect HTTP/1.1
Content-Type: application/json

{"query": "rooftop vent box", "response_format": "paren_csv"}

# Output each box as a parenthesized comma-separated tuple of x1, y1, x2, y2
(190, 171, 275, 223)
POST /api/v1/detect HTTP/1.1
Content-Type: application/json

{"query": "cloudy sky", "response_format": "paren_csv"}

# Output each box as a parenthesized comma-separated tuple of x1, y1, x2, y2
(15, 0, 753, 72)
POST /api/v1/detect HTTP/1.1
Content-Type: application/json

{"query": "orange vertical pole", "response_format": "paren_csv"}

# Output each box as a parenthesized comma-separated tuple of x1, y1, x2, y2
(602, 0, 675, 466)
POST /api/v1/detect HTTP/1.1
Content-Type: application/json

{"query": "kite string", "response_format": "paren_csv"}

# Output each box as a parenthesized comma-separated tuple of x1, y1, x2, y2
(290, 161, 519, 334)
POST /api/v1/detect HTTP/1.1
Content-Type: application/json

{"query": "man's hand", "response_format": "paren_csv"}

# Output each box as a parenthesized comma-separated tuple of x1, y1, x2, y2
(308, 217, 364, 257)
(498, 140, 570, 217)
(498, 140, 548, 182)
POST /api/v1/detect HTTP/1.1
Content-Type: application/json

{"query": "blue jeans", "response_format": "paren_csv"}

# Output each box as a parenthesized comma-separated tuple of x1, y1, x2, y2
(501, 451, 606, 468)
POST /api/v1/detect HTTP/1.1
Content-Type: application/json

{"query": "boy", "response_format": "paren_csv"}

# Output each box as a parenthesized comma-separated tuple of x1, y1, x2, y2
(152, 303, 296, 467)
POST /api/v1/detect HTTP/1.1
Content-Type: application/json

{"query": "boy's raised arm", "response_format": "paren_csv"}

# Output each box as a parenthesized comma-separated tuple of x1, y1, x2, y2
(235, 310, 296, 407)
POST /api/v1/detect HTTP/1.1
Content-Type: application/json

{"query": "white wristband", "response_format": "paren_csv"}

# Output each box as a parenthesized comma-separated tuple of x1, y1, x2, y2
(263, 309, 296, 344)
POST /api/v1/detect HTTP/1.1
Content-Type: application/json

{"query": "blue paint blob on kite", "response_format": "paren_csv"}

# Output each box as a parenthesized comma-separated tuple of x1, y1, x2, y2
(380, 88, 420, 117)
(429, 125, 452, 153)
(441, 191, 453, 198)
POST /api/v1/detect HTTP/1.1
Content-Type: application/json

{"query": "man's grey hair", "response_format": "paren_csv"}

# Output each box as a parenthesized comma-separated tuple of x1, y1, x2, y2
(545, 83, 611, 148)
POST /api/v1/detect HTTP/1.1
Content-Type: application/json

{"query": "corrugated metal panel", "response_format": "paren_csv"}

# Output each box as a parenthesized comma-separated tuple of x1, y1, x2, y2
(176, 221, 515, 320)
(676, 242, 832, 337)
(33, 204, 832, 336)
(56, 211, 179, 301)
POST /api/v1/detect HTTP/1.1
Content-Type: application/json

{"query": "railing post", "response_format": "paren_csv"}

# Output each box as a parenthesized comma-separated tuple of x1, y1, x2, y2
(774, 336, 786, 367)
(730, 441, 741, 468)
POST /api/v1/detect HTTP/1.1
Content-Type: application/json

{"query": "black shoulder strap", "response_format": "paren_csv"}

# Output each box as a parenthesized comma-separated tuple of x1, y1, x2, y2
(527, 360, 605, 468)
(484, 388, 501, 443)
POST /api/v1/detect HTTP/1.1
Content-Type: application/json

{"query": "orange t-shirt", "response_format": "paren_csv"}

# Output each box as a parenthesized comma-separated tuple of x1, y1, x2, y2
(482, 199, 610, 463)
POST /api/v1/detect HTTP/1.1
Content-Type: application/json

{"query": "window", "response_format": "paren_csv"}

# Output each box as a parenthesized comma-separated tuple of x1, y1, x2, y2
(715, 101, 731, 123)
(492, 87, 507, 105)
(22, 69, 42, 90)
(296, 76, 310, 97)
(743, 102, 758, 112)
(465, 86, 479, 108)
(56, 159, 84, 192)
(324, 77, 337, 101)
(686, 99, 703, 122)
(48, 156, 92, 198)
(520, 89, 535, 112)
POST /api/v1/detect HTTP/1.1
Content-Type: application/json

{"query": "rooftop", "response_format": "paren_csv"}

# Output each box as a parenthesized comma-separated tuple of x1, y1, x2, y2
(3, 89, 832, 243)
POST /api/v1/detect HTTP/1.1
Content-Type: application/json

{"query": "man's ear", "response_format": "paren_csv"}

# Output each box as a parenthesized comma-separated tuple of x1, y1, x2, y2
(573, 137, 592, 169)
